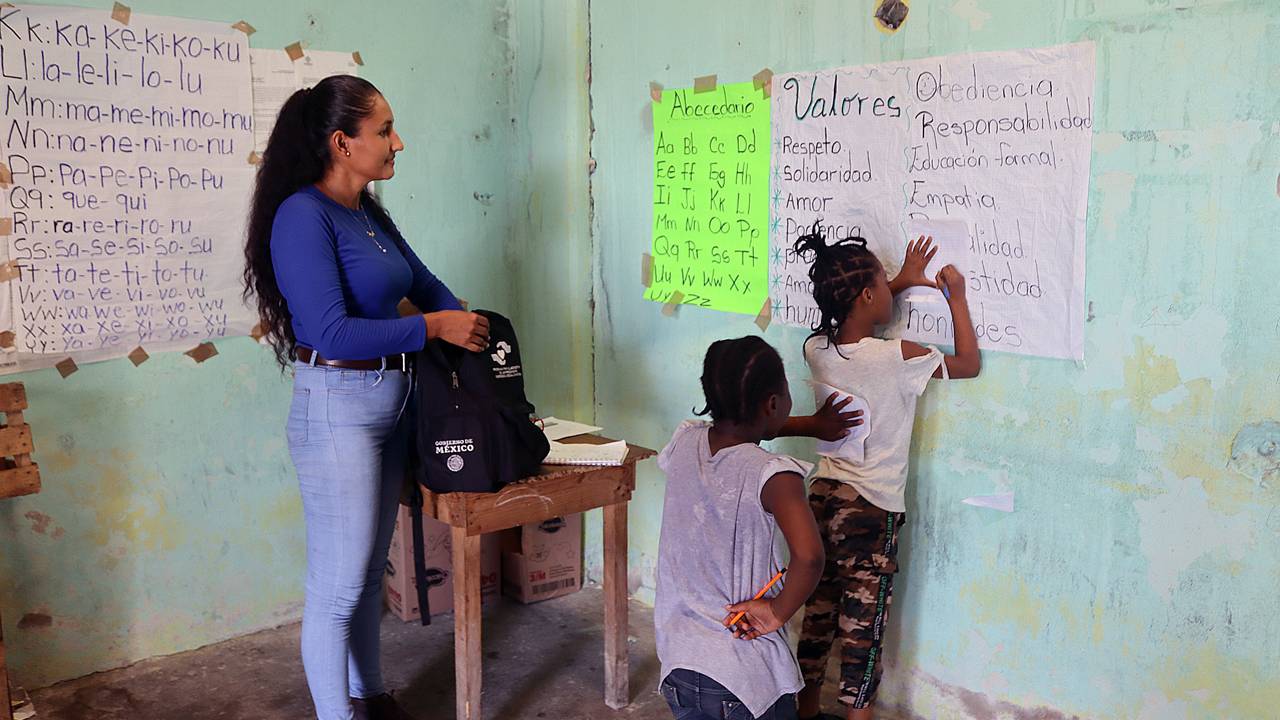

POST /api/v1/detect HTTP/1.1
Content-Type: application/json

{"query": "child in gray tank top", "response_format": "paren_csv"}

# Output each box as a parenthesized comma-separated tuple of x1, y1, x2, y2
(655, 336, 863, 720)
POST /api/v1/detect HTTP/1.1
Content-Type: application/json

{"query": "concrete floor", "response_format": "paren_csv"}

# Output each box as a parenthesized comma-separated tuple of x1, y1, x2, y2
(31, 586, 674, 720)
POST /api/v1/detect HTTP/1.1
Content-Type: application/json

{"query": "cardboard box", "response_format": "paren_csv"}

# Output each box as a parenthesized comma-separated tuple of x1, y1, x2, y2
(501, 513, 583, 604)
(384, 506, 501, 622)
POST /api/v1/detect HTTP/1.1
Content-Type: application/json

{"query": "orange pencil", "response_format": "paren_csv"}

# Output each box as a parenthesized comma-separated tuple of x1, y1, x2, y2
(727, 567, 787, 630)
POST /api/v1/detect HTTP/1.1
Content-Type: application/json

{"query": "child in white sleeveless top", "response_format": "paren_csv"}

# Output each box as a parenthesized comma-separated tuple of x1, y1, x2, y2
(791, 227, 981, 720)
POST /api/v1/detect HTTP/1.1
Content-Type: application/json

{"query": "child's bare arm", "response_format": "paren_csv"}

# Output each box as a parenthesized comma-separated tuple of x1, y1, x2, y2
(723, 471, 824, 640)
(888, 235, 938, 295)
(903, 265, 981, 379)
(778, 393, 863, 442)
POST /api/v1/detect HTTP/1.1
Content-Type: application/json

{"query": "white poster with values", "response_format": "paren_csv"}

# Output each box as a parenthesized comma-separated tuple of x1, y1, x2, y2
(770, 43, 1095, 360)
(0, 3, 256, 372)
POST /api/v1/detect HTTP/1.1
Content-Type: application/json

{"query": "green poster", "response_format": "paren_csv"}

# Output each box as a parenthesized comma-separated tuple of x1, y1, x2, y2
(648, 81, 770, 315)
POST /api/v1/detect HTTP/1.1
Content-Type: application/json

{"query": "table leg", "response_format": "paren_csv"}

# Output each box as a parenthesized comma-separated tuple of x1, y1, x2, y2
(452, 527, 482, 720)
(603, 501, 629, 709)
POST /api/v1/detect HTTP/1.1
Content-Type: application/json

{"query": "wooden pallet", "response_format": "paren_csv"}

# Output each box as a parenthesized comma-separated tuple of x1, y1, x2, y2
(0, 384, 38, 501)
(0, 382, 39, 720)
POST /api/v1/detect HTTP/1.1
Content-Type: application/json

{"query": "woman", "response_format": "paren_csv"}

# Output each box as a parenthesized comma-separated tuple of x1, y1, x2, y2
(243, 75, 487, 720)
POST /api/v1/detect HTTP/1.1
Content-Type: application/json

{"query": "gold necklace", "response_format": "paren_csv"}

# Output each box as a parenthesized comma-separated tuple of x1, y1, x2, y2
(350, 205, 387, 253)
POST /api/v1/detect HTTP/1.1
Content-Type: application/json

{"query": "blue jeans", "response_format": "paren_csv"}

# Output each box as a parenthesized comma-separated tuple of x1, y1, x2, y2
(661, 669, 799, 720)
(287, 362, 413, 720)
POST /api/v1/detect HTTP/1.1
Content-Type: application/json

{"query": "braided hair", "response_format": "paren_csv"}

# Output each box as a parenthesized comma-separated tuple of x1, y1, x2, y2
(792, 219, 882, 349)
(695, 336, 787, 425)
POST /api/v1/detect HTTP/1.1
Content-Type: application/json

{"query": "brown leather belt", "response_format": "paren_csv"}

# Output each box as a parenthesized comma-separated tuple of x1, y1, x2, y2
(295, 346, 411, 372)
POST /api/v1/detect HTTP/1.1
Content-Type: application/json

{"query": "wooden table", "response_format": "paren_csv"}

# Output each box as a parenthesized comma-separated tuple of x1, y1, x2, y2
(419, 436, 655, 720)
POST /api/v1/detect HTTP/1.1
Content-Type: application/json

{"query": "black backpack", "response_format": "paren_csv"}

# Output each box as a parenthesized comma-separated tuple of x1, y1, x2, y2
(404, 309, 548, 623)
(411, 309, 548, 492)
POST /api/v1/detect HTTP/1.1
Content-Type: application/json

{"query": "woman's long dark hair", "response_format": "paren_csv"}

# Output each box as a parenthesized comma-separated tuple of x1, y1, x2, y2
(243, 74, 409, 369)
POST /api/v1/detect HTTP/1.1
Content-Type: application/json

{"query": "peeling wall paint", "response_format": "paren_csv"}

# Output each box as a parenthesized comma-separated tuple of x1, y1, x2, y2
(1229, 420, 1280, 488)
(0, 0, 516, 688)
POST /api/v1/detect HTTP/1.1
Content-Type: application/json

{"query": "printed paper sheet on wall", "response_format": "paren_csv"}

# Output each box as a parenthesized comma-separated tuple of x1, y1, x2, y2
(0, 3, 257, 372)
(770, 43, 1095, 360)
(250, 48, 359, 155)
(648, 81, 769, 316)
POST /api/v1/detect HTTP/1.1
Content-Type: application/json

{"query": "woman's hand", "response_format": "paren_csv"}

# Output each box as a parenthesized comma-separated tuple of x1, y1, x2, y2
(813, 392, 863, 441)
(722, 598, 785, 640)
(896, 235, 939, 290)
(424, 311, 489, 352)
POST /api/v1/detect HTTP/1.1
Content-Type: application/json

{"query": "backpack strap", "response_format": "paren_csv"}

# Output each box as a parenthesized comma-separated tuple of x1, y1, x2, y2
(404, 365, 432, 626)
(407, 482, 432, 626)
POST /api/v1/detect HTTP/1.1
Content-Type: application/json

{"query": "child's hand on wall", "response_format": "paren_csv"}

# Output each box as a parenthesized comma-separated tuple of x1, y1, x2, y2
(896, 235, 939, 289)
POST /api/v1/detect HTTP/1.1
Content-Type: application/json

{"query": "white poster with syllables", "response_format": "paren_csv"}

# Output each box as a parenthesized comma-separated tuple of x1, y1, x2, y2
(770, 42, 1095, 360)
(0, 3, 256, 372)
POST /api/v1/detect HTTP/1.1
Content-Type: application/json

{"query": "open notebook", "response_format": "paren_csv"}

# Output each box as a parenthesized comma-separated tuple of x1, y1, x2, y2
(543, 439, 629, 466)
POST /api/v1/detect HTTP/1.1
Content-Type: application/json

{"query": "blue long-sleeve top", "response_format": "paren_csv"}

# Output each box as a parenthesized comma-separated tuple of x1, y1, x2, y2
(270, 186, 462, 360)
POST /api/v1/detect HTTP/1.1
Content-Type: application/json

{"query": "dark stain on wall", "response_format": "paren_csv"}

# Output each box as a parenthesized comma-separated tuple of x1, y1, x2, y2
(18, 613, 53, 629)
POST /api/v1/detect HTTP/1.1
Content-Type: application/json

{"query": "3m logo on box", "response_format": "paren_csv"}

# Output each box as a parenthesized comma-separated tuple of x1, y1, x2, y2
(501, 513, 583, 604)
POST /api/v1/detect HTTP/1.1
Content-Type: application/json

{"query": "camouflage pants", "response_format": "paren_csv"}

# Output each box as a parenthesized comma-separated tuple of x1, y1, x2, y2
(797, 478, 904, 709)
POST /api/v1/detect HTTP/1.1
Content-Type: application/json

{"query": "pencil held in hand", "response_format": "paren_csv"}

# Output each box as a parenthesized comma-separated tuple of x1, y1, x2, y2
(726, 568, 786, 630)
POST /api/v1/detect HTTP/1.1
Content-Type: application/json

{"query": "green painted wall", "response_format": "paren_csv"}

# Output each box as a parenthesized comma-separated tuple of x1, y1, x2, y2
(583, 1, 1280, 718)
(505, 1, 594, 424)
(502, 0, 606, 579)
(0, 0, 516, 687)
